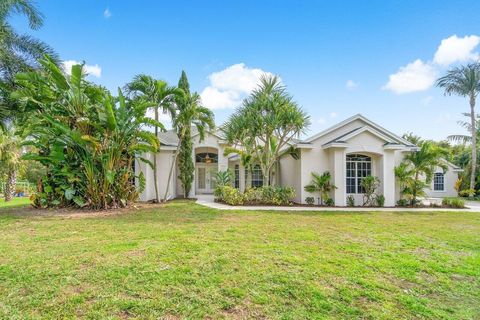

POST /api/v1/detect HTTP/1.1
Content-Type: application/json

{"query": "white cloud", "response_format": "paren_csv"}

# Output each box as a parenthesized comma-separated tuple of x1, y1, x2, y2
(62, 60, 102, 78)
(346, 80, 358, 90)
(329, 112, 338, 118)
(103, 8, 112, 18)
(383, 35, 480, 94)
(433, 35, 480, 66)
(382, 59, 437, 94)
(421, 96, 433, 106)
(200, 63, 275, 110)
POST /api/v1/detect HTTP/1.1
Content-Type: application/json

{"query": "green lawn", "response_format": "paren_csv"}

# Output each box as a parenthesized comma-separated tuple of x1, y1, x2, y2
(0, 201, 478, 319)
(0, 197, 31, 208)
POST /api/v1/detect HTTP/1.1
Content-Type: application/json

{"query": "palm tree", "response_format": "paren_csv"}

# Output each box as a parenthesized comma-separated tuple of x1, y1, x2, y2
(304, 171, 336, 205)
(436, 63, 480, 193)
(125, 75, 179, 202)
(447, 112, 480, 144)
(163, 92, 214, 201)
(0, 125, 22, 201)
(223, 75, 310, 186)
(0, 0, 58, 82)
(396, 142, 447, 205)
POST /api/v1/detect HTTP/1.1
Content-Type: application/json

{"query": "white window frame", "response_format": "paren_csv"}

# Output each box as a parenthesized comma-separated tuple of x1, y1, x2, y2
(346, 154, 372, 194)
(433, 172, 445, 192)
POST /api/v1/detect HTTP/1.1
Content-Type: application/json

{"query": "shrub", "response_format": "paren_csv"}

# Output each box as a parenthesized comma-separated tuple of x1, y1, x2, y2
(217, 186, 244, 205)
(305, 197, 315, 205)
(243, 187, 261, 203)
(442, 197, 465, 208)
(325, 198, 334, 206)
(396, 199, 409, 207)
(361, 176, 380, 206)
(376, 194, 385, 207)
(346, 195, 355, 207)
(258, 186, 295, 205)
(459, 189, 476, 198)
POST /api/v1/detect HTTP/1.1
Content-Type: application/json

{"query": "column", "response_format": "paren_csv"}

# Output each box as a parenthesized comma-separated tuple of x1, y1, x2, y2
(382, 150, 396, 206)
(333, 149, 346, 206)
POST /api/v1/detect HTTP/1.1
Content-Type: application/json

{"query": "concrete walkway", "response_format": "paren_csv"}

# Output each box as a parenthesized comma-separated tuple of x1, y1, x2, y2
(196, 195, 480, 212)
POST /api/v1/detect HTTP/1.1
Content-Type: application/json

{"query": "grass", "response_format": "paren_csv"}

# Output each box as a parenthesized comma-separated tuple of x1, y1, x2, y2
(0, 200, 478, 319)
(0, 196, 31, 208)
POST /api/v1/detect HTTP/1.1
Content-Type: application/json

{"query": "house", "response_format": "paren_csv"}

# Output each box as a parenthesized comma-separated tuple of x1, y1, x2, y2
(137, 114, 461, 205)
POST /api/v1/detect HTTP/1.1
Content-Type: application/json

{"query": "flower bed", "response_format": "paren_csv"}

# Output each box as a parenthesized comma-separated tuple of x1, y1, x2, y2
(215, 186, 295, 206)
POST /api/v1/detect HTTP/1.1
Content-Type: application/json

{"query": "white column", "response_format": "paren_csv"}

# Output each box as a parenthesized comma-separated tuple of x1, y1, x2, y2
(333, 149, 346, 206)
(239, 164, 246, 192)
(383, 150, 396, 207)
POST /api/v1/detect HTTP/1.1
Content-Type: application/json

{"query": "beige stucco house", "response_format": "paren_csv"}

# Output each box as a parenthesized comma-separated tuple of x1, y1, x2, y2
(137, 114, 461, 206)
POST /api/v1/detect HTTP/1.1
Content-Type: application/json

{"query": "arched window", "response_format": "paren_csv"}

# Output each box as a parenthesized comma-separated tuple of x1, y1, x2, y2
(195, 152, 218, 163)
(433, 172, 445, 191)
(346, 154, 372, 194)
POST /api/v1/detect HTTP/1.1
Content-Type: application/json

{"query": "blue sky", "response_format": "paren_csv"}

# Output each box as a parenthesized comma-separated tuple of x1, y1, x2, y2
(11, 0, 480, 140)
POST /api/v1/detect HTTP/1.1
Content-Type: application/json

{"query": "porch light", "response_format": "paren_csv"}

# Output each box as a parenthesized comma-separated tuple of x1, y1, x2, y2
(205, 147, 212, 163)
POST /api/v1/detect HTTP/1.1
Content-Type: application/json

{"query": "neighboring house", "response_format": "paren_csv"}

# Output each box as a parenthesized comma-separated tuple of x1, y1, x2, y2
(137, 114, 461, 205)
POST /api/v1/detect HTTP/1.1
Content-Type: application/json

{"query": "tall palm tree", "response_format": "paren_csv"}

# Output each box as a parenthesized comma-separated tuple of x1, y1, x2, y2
(0, 125, 22, 201)
(0, 0, 58, 82)
(447, 112, 480, 144)
(0, 0, 58, 128)
(163, 92, 214, 201)
(125, 75, 179, 202)
(436, 63, 480, 192)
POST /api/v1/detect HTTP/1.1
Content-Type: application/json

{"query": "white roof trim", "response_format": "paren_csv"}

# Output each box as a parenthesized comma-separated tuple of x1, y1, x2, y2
(335, 126, 395, 144)
(322, 142, 348, 149)
(305, 114, 414, 146)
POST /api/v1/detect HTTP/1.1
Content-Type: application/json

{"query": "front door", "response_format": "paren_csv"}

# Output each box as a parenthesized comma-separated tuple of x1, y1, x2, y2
(197, 165, 217, 194)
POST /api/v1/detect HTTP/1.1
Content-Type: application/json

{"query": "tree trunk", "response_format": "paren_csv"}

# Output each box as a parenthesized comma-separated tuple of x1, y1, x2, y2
(469, 96, 477, 195)
(4, 169, 16, 202)
(412, 171, 419, 205)
(153, 107, 160, 203)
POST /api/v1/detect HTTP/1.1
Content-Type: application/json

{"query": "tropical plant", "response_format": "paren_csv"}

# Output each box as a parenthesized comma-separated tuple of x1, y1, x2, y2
(360, 175, 380, 206)
(442, 197, 465, 208)
(402, 132, 423, 146)
(0, 125, 22, 201)
(304, 171, 336, 205)
(215, 170, 232, 187)
(447, 113, 480, 144)
(436, 63, 480, 193)
(376, 194, 385, 207)
(163, 74, 214, 201)
(176, 71, 194, 199)
(125, 74, 178, 202)
(12, 57, 159, 209)
(395, 142, 447, 205)
(305, 196, 314, 205)
(223, 146, 254, 189)
(0, 0, 58, 82)
(223, 75, 310, 186)
(346, 195, 355, 207)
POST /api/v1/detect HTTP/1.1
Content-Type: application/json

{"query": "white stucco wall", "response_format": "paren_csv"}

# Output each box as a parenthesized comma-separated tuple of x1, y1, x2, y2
(279, 152, 302, 203)
(137, 149, 176, 201)
(424, 165, 460, 198)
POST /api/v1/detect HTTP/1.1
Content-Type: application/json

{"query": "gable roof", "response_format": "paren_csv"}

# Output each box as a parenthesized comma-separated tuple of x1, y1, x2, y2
(157, 127, 224, 147)
(302, 114, 416, 147)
